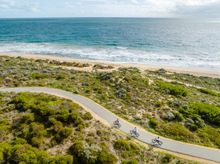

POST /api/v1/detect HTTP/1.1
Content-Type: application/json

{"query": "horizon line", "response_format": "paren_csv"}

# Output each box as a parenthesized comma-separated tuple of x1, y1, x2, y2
(0, 16, 213, 20)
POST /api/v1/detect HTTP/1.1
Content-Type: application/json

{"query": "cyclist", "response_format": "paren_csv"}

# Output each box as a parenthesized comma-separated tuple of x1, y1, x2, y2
(155, 136, 160, 143)
(133, 127, 138, 135)
(114, 118, 120, 125)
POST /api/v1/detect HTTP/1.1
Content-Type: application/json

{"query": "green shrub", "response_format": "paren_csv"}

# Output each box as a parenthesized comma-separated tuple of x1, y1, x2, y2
(96, 129, 109, 141)
(98, 72, 112, 81)
(31, 73, 48, 79)
(70, 141, 100, 164)
(0, 142, 73, 164)
(114, 139, 140, 152)
(161, 154, 173, 163)
(52, 155, 73, 164)
(11, 94, 30, 112)
(197, 127, 220, 148)
(49, 117, 63, 132)
(114, 140, 131, 151)
(122, 159, 138, 164)
(94, 64, 114, 70)
(31, 137, 44, 148)
(0, 119, 10, 141)
(148, 118, 159, 129)
(174, 112, 184, 122)
(70, 140, 84, 156)
(189, 115, 205, 131)
(0, 142, 11, 162)
(97, 147, 117, 164)
(19, 123, 30, 139)
(33, 105, 52, 118)
(157, 123, 196, 141)
(60, 127, 73, 138)
(56, 109, 70, 122)
(13, 137, 27, 145)
(3, 143, 44, 163)
(189, 103, 220, 126)
(70, 140, 116, 164)
(21, 113, 35, 123)
(157, 81, 188, 97)
(198, 88, 219, 97)
(56, 74, 66, 80)
(30, 122, 47, 137)
(114, 139, 142, 159)
(17, 122, 47, 145)
(54, 127, 73, 143)
(69, 112, 84, 126)
(83, 112, 93, 120)
(76, 124, 85, 132)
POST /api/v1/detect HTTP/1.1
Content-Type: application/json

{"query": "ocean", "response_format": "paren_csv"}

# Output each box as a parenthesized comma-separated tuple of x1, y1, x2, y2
(0, 18, 220, 71)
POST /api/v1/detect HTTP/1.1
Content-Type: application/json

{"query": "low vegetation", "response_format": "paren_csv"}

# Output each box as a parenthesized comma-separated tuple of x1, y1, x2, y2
(157, 81, 188, 97)
(188, 103, 220, 126)
(93, 64, 114, 70)
(0, 56, 220, 149)
(0, 92, 194, 163)
(198, 88, 220, 97)
(147, 69, 220, 92)
(43, 59, 90, 68)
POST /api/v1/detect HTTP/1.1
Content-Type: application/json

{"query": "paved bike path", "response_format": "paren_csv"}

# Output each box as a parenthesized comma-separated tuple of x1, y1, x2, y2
(0, 87, 219, 163)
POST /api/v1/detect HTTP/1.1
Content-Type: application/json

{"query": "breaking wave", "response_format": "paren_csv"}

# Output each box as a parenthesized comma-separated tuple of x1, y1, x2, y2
(0, 42, 220, 71)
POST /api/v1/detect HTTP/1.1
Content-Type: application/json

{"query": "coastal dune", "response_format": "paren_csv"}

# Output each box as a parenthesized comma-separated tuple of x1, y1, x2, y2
(1, 53, 220, 78)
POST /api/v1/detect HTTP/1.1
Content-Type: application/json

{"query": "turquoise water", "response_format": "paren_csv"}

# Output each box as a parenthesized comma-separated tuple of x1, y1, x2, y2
(0, 18, 220, 71)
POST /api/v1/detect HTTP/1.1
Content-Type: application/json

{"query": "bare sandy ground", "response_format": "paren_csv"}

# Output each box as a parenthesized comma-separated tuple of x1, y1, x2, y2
(1, 53, 220, 78)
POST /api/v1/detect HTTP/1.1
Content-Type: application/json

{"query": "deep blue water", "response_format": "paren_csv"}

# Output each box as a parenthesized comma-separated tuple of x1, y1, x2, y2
(0, 18, 220, 71)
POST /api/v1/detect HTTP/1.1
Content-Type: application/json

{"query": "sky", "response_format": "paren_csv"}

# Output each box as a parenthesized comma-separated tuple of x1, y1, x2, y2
(0, 0, 220, 18)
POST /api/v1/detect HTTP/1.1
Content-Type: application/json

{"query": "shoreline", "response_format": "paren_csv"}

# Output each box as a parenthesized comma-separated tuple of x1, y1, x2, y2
(1, 53, 220, 78)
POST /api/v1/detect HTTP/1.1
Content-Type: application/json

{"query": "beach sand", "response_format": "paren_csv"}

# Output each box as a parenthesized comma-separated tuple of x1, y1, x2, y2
(1, 53, 220, 78)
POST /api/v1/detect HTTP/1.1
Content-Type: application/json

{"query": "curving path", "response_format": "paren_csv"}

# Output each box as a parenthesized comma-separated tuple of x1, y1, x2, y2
(0, 87, 220, 163)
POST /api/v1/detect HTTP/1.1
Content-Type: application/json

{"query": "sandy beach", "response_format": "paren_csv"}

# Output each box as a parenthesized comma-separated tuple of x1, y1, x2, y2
(1, 53, 220, 78)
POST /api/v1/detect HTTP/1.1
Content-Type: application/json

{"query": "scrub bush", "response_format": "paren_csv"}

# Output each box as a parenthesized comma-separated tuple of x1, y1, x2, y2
(157, 81, 188, 97)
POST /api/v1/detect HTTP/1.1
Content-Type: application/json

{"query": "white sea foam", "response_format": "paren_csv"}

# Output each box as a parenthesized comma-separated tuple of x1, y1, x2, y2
(0, 43, 220, 72)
